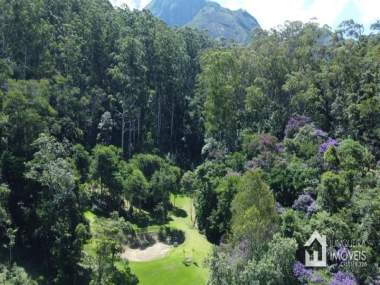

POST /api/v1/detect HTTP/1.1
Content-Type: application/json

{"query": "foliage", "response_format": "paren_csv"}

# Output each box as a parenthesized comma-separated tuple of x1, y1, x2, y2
(336, 139, 373, 172)
(158, 226, 185, 245)
(231, 170, 277, 258)
(0, 1, 379, 283)
(292, 193, 317, 214)
(81, 213, 138, 285)
(72, 144, 91, 182)
(207, 234, 297, 285)
(0, 184, 10, 239)
(123, 154, 181, 221)
(329, 271, 358, 285)
(270, 157, 318, 206)
(318, 171, 350, 213)
(206, 174, 240, 243)
(91, 145, 124, 211)
(285, 115, 312, 138)
(24, 134, 84, 283)
(0, 264, 36, 285)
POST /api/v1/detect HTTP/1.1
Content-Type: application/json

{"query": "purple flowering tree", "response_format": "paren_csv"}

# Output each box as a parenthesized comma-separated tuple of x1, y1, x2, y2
(275, 202, 285, 214)
(311, 273, 325, 284)
(276, 142, 285, 153)
(292, 194, 317, 214)
(293, 261, 312, 282)
(319, 138, 339, 154)
(335, 247, 350, 264)
(313, 128, 328, 139)
(285, 115, 312, 138)
(307, 201, 317, 214)
(329, 271, 357, 285)
(259, 133, 279, 152)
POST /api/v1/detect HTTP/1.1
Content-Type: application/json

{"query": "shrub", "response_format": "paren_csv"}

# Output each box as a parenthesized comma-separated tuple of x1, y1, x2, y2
(158, 226, 185, 246)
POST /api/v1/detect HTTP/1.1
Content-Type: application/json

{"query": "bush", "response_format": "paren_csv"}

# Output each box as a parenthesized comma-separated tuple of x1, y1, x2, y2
(0, 264, 36, 285)
(158, 226, 185, 246)
(129, 154, 165, 179)
(131, 211, 152, 228)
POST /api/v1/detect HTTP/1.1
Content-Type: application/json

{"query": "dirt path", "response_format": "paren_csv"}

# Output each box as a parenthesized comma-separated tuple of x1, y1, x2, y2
(122, 242, 173, 262)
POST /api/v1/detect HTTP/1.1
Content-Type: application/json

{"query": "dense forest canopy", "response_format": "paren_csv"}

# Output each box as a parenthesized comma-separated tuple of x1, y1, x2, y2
(0, 0, 379, 284)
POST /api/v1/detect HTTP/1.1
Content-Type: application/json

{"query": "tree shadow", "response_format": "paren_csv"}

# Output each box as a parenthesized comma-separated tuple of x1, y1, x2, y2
(171, 207, 187, 218)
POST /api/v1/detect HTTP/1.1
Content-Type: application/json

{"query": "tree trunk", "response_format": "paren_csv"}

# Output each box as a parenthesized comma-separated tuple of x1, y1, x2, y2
(128, 120, 132, 158)
(23, 46, 27, 79)
(9, 247, 12, 267)
(137, 110, 141, 148)
(170, 99, 175, 151)
(157, 95, 161, 145)
(121, 104, 125, 156)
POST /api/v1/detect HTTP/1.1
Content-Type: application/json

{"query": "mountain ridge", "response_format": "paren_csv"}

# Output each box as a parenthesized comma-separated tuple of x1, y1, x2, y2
(145, 0, 260, 43)
(146, 0, 206, 27)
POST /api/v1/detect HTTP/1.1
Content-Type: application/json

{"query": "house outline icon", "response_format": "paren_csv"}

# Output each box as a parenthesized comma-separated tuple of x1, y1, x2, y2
(304, 231, 327, 267)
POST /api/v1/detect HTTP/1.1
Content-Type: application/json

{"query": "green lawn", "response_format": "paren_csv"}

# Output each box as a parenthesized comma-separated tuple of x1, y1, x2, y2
(84, 196, 212, 285)
(129, 196, 212, 285)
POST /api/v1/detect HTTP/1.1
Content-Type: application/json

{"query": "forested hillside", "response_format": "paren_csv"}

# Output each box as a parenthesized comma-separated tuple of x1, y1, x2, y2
(0, 0, 379, 284)
(0, 0, 212, 283)
(193, 20, 380, 285)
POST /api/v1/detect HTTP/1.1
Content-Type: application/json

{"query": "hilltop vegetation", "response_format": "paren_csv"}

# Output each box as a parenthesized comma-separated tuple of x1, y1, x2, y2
(0, 0, 379, 284)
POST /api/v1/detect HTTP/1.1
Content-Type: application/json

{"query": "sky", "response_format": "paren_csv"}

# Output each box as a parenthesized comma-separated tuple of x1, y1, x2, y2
(110, 0, 380, 31)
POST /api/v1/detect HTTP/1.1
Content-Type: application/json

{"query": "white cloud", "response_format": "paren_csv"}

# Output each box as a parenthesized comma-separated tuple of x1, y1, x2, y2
(111, 0, 150, 9)
(110, 0, 380, 30)
(359, 0, 380, 27)
(217, 0, 369, 29)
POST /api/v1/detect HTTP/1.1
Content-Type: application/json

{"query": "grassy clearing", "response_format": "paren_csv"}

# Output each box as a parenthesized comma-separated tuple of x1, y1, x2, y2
(84, 196, 212, 285)
(129, 196, 211, 285)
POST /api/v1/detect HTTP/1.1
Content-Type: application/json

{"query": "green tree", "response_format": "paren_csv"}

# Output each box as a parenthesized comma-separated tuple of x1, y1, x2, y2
(122, 167, 149, 213)
(206, 174, 240, 243)
(231, 171, 278, 258)
(193, 162, 228, 236)
(0, 264, 36, 285)
(240, 235, 297, 285)
(0, 183, 10, 239)
(25, 134, 84, 283)
(200, 50, 243, 149)
(72, 144, 90, 183)
(91, 145, 123, 210)
(150, 165, 180, 222)
(318, 171, 349, 213)
(109, 36, 147, 157)
(336, 139, 373, 172)
(80, 214, 138, 285)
